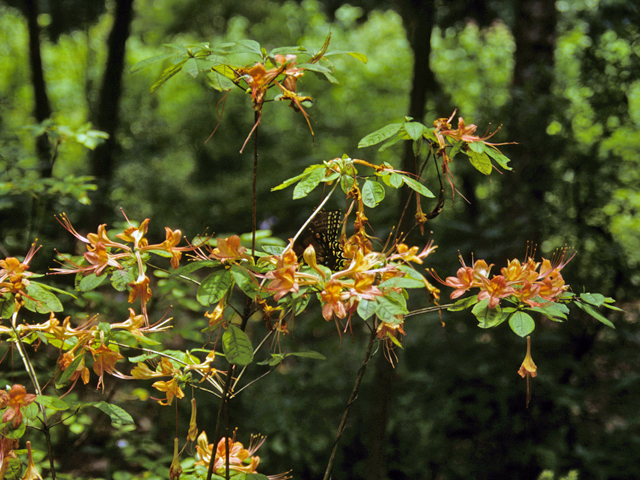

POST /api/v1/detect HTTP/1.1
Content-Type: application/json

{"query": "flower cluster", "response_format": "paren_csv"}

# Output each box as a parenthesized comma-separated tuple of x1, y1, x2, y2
(53, 213, 194, 321)
(0, 242, 40, 311)
(434, 249, 575, 309)
(195, 430, 291, 479)
(260, 218, 439, 347)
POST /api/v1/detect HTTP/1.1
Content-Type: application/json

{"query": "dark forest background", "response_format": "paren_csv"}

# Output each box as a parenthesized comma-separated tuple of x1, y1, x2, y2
(1, 0, 639, 479)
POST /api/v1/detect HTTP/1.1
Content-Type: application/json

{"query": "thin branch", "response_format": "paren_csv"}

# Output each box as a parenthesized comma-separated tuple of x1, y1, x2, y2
(322, 324, 378, 480)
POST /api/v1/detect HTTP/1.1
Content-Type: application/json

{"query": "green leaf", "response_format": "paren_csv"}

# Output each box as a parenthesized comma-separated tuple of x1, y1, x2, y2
(472, 299, 508, 328)
(170, 260, 218, 277)
(183, 57, 199, 77)
(286, 351, 326, 360)
(130, 53, 178, 73)
(575, 301, 615, 328)
(340, 174, 355, 192)
(23, 283, 63, 313)
(362, 180, 385, 208)
(376, 292, 407, 322)
(324, 50, 368, 63)
(448, 295, 479, 311)
(78, 273, 108, 292)
(388, 173, 403, 188)
(403, 122, 426, 141)
(1, 293, 15, 319)
(378, 134, 404, 151)
(269, 46, 307, 57)
(293, 167, 326, 199)
(357, 298, 377, 320)
(197, 269, 233, 306)
(401, 175, 435, 198)
(207, 69, 236, 91)
(484, 145, 512, 170)
(150, 59, 187, 93)
(230, 267, 260, 299)
(236, 39, 263, 56)
(508, 311, 535, 337)
(579, 292, 606, 307)
(467, 150, 492, 175)
(272, 166, 316, 192)
(379, 275, 425, 289)
(87, 401, 135, 427)
(223, 324, 254, 366)
(262, 245, 285, 255)
(291, 293, 310, 315)
(111, 268, 135, 292)
(529, 302, 569, 321)
(35, 395, 69, 411)
(246, 474, 270, 480)
(358, 123, 402, 148)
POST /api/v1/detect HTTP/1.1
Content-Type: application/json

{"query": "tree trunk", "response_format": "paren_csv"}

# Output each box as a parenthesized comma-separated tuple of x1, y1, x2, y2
(91, 0, 135, 223)
(500, 0, 558, 254)
(24, 0, 53, 175)
(397, 0, 439, 239)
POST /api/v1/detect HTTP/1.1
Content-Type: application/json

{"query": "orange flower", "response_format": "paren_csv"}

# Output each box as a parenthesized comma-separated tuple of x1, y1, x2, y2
(127, 274, 152, 306)
(0, 243, 40, 298)
(90, 343, 124, 393)
(518, 336, 537, 407)
(21, 441, 43, 480)
(0, 384, 37, 428)
(320, 280, 347, 321)
(209, 235, 249, 263)
(194, 430, 292, 479)
(152, 377, 185, 406)
(116, 218, 150, 249)
(477, 275, 514, 308)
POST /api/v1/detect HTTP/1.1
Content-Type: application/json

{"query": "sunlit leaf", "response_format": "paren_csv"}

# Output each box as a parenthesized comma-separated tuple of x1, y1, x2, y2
(35, 395, 69, 411)
(467, 150, 492, 175)
(78, 273, 108, 292)
(324, 51, 368, 63)
(183, 57, 199, 77)
(403, 122, 426, 141)
(150, 59, 187, 93)
(357, 298, 377, 320)
(286, 351, 326, 360)
(508, 311, 535, 337)
(362, 180, 385, 207)
(197, 269, 233, 306)
(293, 167, 326, 199)
(484, 145, 512, 170)
(358, 123, 402, 148)
(130, 53, 178, 73)
(23, 283, 63, 313)
(401, 175, 435, 198)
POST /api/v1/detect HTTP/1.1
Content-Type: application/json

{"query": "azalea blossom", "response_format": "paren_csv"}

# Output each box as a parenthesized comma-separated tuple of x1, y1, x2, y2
(195, 430, 291, 479)
(0, 384, 37, 428)
(433, 249, 574, 309)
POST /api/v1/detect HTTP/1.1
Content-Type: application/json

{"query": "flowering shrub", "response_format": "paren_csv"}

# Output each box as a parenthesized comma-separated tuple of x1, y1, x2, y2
(0, 37, 617, 479)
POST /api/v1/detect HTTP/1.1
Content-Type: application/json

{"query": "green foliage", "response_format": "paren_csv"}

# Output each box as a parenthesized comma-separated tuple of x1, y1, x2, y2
(0, 1, 637, 479)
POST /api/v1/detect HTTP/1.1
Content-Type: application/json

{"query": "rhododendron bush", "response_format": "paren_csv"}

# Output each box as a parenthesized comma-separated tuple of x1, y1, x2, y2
(0, 37, 617, 480)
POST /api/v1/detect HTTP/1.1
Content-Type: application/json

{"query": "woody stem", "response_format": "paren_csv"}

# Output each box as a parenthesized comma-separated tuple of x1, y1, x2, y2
(322, 323, 377, 480)
(10, 309, 57, 479)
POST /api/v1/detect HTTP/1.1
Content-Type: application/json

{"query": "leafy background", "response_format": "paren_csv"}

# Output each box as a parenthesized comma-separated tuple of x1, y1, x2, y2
(0, 0, 639, 479)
